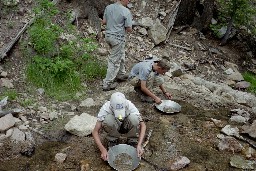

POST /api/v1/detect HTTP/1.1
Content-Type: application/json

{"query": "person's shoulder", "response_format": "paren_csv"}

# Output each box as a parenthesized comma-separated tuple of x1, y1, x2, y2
(101, 101, 110, 109)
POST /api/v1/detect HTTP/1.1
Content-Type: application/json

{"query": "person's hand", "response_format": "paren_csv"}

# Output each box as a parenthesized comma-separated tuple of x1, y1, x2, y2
(164, 92, 172, 99)
(136, 144, 144, 157)
(100, 148, 108, 161)
(154, 97, 162, 104)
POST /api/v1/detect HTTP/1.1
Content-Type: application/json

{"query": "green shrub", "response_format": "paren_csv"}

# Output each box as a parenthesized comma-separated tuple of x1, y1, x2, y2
(0, 89, 18, 101)
(23, 0, 107, 101)
(243, 72, 256, 94)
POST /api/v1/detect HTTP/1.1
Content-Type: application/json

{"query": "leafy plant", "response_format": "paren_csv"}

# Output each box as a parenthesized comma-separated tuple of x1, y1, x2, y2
(216, 0, 256, 45)
(23, 0, 107, 101)
(0, 89, 18, 101)
(243, 72, 256, 94)
(19, 99, 34, 107)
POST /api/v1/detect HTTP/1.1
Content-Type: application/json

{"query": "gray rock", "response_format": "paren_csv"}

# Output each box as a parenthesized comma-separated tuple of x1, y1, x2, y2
(230, 155, 256, 170)
(148, 19, 167, 45)
(242, 120, 256, 138)
(64, 113, 97, 137)
(0, 114, 16, 131)
(10, 128, 26, 143)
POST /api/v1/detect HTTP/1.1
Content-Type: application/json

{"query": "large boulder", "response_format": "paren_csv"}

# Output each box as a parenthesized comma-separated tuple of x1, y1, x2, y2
(64, 113, 97, 137)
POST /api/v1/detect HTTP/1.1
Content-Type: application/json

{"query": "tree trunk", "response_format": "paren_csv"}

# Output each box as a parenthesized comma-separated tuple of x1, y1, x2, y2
(220, 18, 234, 46)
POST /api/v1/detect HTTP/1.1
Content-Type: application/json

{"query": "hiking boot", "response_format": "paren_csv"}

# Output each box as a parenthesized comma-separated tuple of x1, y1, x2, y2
(116, 74, 129, 82)
(102, 82, 118, 91)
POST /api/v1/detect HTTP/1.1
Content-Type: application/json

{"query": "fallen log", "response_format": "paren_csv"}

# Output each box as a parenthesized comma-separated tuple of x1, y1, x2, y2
(0, 0, 60, 61)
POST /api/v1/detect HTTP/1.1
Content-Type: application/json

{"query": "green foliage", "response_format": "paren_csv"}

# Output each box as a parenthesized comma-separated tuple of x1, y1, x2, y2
(217, 0, 256, 32)
(26, 56, 81, 100)
(19, 99, 34, 107)
(0, 89, 18, 101)
(243, 72, 256, 94)
(29, 23, 61, 55)
(23, 0, 107, 101)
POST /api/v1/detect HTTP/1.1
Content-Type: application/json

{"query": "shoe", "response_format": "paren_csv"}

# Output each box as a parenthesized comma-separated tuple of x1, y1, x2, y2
(116, 74, 129, 82)
(102, 82, 117, 91)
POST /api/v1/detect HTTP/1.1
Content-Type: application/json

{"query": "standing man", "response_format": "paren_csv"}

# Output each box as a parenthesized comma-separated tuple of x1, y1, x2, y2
(129, 58, 172, 104)
(92, 92, 146, 161)
(102, 0, 133, 91)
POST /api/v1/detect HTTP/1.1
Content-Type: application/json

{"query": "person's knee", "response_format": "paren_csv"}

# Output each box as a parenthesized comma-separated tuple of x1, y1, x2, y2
(127, 114, 140, 126)
(103, 114, 116, 127)
(155, 76, 164, 86)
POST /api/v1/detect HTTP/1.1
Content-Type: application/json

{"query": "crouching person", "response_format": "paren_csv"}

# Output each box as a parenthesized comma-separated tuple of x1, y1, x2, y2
(92, 92, 146, 161)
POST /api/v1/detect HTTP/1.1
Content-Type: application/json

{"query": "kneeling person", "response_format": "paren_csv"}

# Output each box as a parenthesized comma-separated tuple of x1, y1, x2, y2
(129, 58, 172, 104)
(92, 92, 146, 161)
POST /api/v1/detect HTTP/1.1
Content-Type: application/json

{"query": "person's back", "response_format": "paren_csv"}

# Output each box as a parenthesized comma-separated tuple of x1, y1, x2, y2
(104, 2, 132, 36)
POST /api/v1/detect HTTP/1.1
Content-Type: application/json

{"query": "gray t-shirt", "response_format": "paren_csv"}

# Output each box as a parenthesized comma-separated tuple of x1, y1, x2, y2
(129, 60, 155, 81)
(103, 2, 132, 36)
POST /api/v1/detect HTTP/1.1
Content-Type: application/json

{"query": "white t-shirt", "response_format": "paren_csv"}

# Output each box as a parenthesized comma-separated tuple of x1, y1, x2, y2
(97, 100, 142, 122)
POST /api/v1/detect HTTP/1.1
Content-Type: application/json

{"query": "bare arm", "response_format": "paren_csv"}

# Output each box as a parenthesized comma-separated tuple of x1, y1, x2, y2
(92, 121, 108, 161)
(137, 121, 146, 157)
(159, 84, 172, 99)
(140, 80, 161, 104)
(101, 18, 106, 25)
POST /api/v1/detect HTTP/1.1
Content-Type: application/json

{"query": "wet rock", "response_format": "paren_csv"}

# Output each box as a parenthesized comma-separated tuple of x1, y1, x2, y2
(230, 155, 256, 170)
(168, 156, 190, 170)
(55, 153, 67, 163)
(241, 120, 256, 138)
(64, 113, 97, 136)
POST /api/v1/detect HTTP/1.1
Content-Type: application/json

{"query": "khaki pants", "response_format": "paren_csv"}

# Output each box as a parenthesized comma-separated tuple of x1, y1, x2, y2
(103, 35, 126, 87)
(129, 71, 164, 89)
(102, 114, 140, 141)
